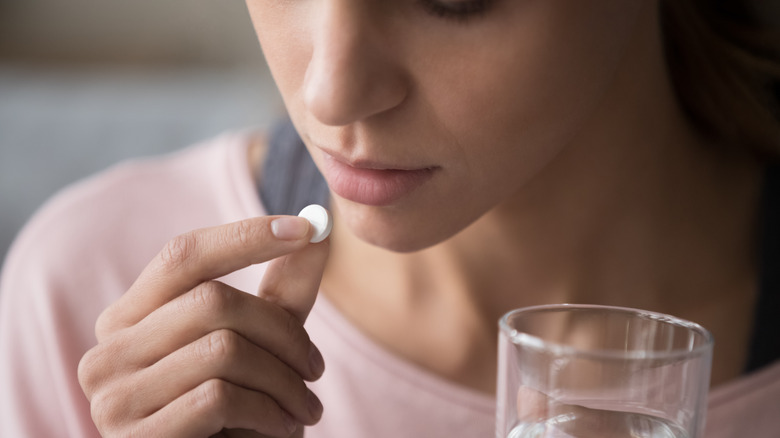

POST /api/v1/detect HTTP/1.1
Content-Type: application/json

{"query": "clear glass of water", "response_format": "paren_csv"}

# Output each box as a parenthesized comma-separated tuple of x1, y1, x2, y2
(496, 304, 713, 438)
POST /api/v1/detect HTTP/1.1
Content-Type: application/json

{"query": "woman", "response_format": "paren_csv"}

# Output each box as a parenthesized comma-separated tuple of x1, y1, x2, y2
(1, 0, 778, 436)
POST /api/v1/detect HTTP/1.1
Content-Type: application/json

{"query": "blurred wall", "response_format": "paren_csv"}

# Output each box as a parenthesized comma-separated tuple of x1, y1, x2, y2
(0, 0, 263, 67)
(2, 0, 777, 64)
(0, 0, 281, 264)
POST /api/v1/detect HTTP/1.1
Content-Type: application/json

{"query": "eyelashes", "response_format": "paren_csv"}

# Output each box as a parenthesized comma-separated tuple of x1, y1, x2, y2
(417, 0, 493, 21)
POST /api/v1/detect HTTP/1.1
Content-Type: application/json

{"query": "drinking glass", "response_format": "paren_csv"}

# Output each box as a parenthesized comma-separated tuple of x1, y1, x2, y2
(496, 304, 713, 438)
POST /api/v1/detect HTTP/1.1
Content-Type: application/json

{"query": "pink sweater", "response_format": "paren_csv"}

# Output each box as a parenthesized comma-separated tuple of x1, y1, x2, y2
(1, 132, 777, 437)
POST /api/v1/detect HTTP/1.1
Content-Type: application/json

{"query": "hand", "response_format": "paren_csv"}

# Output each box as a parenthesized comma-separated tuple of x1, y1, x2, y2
(78, 216, 329, 437)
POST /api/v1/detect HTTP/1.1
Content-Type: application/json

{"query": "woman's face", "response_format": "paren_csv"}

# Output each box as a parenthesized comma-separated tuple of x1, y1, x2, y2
(247, 0, 652, 252)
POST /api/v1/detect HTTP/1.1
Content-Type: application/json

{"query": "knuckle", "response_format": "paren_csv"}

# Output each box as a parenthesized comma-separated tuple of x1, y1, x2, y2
(186, 281, 234, 314)
(159, 232, 198, 271)
(271, 309, 316, 376)
(94, 311, 111, 342)
(89, 386, 124, 433)
(77, 348, 100, 397)
(284, 364, 308, 401)
(280, 309, 307, 347)
(77, 342, 124, 399)
(200, 329, 240, 364)
(190, 379, 230, 416)
(94, 306, 123, 342)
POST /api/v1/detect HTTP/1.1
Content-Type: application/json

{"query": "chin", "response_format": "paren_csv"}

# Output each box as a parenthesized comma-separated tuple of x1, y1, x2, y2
(354, 227, 444, 254)
(335, 199, 475, 254)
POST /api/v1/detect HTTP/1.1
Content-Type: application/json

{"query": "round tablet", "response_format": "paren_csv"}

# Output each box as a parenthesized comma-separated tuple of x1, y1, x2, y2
(298, 204, 333, 243)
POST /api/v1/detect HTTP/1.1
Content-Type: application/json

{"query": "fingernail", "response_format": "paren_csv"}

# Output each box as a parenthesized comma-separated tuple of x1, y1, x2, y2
(271, 217, 309, 241)
(281, 410, 298, 434)
(309, 342, 325, 378)
(307, 389, 323, 420)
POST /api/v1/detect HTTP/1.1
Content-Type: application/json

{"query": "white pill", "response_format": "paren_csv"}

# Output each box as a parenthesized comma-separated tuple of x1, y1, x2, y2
(298, 204, 333, 243)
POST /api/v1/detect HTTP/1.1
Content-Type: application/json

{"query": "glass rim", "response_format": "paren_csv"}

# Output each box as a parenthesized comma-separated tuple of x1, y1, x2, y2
(499, 303, 714, 361)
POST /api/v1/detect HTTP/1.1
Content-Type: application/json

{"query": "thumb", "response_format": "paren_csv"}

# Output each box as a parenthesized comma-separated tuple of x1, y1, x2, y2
(257, 237, 330, 323)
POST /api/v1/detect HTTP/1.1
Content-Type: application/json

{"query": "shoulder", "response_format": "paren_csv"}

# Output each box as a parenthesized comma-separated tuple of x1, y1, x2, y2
(2, 130, 266, 309)
(706, 360, 780, 438)
(0, 130, 267, 436)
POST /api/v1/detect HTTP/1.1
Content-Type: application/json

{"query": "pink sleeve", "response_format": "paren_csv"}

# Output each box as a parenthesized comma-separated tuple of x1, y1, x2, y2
(705, 360, 780, 438)
(0, 184, 125, 437)
(0, 135, 260, 437)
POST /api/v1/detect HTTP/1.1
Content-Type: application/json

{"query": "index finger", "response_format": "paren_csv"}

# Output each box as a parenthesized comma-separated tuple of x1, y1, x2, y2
(98, 216, 313, 337)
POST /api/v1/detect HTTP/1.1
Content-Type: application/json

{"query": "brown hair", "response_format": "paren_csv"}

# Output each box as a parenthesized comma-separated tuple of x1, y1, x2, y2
(661, 0, 780, 160)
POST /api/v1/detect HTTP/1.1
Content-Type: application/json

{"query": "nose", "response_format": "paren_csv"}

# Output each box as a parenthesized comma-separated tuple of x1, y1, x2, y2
(303, 1, 408, 126)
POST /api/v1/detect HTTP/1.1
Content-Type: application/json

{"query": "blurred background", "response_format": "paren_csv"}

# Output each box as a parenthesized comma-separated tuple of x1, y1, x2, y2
(0, 0, 284, 263)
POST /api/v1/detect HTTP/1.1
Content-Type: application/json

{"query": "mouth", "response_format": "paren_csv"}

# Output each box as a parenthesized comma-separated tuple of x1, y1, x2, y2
(318, 149, 438, 206)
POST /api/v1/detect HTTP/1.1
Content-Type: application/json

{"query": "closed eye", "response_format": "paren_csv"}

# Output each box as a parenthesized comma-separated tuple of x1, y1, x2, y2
(417, 0, 493, 22)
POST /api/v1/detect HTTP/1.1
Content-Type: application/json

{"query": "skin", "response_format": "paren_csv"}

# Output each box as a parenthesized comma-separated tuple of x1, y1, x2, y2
(80, 0, 764, 436)
(253, 0, 651, 252)
(249, 0, 760, 388)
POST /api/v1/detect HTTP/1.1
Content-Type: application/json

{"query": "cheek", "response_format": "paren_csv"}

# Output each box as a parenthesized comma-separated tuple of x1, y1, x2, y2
(414, 0, 644, 187)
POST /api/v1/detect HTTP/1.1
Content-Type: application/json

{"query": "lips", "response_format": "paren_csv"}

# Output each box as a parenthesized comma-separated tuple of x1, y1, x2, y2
(318, 150, 437, 206)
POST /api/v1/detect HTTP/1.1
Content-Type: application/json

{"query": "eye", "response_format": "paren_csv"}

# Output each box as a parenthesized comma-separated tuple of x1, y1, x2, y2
(417, 0, 493, 21)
